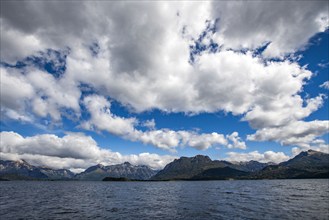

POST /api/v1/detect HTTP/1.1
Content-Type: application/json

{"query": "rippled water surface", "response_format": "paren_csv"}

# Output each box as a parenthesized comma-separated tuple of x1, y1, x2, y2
(1, 179, 328, 219)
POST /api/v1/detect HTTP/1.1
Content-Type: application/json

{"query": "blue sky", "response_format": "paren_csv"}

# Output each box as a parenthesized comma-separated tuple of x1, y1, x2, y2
(0, 1, 328, 171)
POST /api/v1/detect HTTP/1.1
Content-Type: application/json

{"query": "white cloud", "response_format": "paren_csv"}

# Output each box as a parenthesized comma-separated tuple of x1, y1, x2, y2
(180, 131, 227, 150)
(142, 119, 156, 130)
(0, 66, 81, 122)
(81, 95, 244, 151)
(225, 151, 290, 164)
(2, 1, 327, 61)
(0, 131, 176, 171)
(26, 69, 81, 120)
(243, 94, 324, 129)
(226, 132, 246, 149)
(212, 1, 328, 57)
(1, 109, 33, 123)
(81, 95, 137, 137)
(66, 43, 318, 131)
(0, 67, 34, 110)
(1, 2, 325, 117)
(318, 62, 329, 69)
(247, 120, 329, 150)
(0, 1, 328, 153)
(320, 81, 329, 90)
(0, 22, 45, 63)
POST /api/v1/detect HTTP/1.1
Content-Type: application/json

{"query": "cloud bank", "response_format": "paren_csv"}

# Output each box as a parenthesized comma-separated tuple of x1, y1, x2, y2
(0, 131, 176, 171)
(225, 151, 290, 164)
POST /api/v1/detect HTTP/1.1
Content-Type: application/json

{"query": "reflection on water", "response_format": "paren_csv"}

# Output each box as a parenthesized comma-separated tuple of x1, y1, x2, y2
(0, 179, 328, 219)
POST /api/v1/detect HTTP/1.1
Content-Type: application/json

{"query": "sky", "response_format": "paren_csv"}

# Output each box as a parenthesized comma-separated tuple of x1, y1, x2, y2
(0, 1, 328, 172)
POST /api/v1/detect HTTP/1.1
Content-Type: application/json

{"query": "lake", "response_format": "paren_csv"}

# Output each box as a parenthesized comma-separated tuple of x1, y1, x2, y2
(1, 179, 328, 219)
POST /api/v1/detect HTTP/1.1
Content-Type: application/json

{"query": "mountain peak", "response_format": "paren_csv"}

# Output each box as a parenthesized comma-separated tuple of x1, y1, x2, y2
(280, 150, 328, 168)
(306, 149, 320, 155)
(19, 159, 30, 164)
(194, 155, 211, 160)
(294, 150, 324, 160)
(123, 162, 132, 166)
(152, 155, 226, 180)
(189, 155, 212, 163)
(96, 164, 105, 168)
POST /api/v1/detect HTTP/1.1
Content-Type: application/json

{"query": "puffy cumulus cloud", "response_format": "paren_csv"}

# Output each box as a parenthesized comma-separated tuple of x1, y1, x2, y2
(0, 1, 205, 63)
(226, 132, 246, 149)
(179, 131, 227, 150)
(0, 21, 45, 63)
(225, 151, 290, 164)
(0, 66, 80, 122)
(135, 130, 182, 152)
(64, 33, 319, 123)
(1, 109, 33, 123)
(1, 1, 328, 151)
(212, 1, 329, 57)
(0, 131, 176, 171)
(0, 1, 93, 62)
(26, 69, 81, 120)
(2, 1, 327, 61)
(1, 131, 102, 159)
(81, 95, 244, 151)
(243, 94, 324, 129)
(137, 130, 229, 151)
(62, 42, 321, 130)
(0, 67, 34, 114)
(0, 68, 32, 122)
(1, 2, 325, 114)
(0, 2, 324, 118)
(194, 52, 323, 129)
(142, 119, 156, 130)
(320, 81, 329, 90)
(81, 95, 137, 137)
(247, 120, 329, 150)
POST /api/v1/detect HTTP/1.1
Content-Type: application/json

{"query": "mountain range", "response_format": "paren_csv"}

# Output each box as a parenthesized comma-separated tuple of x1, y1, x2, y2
(0, 160, 74, 180)
(0, 160, 157, 181)
(1, 150, 328, 181)
(248, 150, 329, 179)
(151, 155, 270, 180)
(75, 162, 157, 181)
(152, 150, 328, 180)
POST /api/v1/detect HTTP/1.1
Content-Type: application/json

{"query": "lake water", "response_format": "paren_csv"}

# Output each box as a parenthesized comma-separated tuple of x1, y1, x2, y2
(0, 179, 328, 219)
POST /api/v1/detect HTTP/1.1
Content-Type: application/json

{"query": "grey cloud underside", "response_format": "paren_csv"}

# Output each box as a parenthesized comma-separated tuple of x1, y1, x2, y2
(212, 1, 328, 57)
(0, 1, 328, 153)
